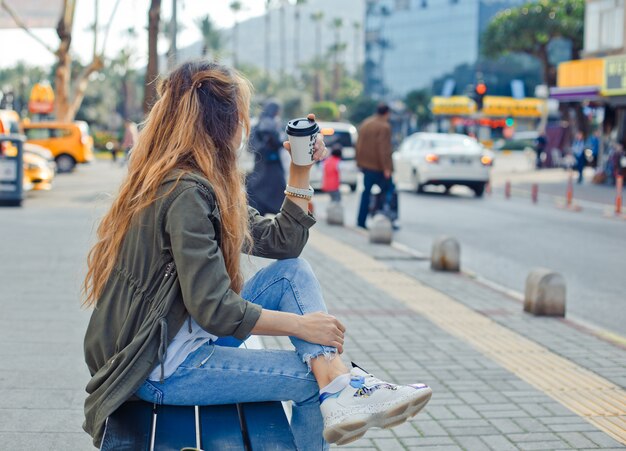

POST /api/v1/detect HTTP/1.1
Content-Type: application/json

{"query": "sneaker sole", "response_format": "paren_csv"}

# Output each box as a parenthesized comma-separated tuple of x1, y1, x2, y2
(323, 388, 432, 446)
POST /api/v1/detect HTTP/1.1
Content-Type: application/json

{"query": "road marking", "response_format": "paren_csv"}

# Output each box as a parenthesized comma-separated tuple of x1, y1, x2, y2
(309, 230, 626, 445)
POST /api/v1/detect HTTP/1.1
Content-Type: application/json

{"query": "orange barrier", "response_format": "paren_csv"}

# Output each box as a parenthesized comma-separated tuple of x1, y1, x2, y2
(566, 172, 574, 208)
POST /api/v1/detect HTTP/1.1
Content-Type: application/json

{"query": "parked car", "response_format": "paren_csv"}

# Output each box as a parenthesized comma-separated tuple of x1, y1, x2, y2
(22, 120, 94, 173)
(0, 109, 20, 135)
(393, 133, 493, 197)
(309, 121, 359, 192)
(23, 144, 55, 191)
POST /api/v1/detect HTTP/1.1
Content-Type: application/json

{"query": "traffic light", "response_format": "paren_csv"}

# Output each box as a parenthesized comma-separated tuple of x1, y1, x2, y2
(475, 83, 487, 110)
(505, 117, 515, 127)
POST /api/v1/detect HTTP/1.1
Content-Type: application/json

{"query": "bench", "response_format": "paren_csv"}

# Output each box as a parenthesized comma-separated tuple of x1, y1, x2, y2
(101, 400, 296, 451)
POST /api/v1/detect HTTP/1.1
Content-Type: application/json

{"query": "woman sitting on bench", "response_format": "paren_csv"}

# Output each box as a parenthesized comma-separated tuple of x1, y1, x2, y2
(82, 60, 431, 450)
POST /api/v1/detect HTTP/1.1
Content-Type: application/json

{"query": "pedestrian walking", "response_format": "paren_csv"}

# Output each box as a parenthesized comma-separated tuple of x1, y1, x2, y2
(572, 130, 586, 184)
(121, 119, 138, 165)
(81, 61, 431, 450)
(535, 132, 547, 169)
(322, 143, 342, 202)
(246, 100, 286, 216)
(355, 103, 393, 229)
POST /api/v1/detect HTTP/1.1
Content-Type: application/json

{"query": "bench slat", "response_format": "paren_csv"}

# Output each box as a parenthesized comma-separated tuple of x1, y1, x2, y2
(240, 402, 297, 450)
(153, 405, 197, 450)
(199, 405, 246, 450)
(101, 401, 153, 451)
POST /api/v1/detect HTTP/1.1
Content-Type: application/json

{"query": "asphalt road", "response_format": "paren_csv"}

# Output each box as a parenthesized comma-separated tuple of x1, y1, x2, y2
(324, 182, 626, 337)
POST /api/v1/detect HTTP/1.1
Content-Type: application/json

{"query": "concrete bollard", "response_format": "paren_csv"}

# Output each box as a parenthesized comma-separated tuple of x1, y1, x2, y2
(524, 268, 566, 316)
(326, 202, 344, 226)
(369, 214, 393, 244)
(431, 236, 460, 272)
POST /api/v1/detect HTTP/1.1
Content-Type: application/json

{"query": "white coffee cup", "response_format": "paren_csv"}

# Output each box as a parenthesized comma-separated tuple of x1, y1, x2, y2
(285, 117, 320, 166)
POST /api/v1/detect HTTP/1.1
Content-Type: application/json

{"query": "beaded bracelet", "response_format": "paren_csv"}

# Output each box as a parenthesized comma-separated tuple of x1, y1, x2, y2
(285, 184, 314, 197)
(284, 190, 312, 200)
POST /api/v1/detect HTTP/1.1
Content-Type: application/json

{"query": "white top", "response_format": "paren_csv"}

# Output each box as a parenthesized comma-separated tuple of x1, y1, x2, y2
(148, 316, 217, 381)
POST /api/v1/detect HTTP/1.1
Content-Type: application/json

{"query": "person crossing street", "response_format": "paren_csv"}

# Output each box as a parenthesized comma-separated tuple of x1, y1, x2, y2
(355, 104, 393, 229)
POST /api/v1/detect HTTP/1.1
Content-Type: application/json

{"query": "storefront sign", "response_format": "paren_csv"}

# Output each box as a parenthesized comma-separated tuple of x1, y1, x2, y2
(604, 55, 626, 96)
(28, 82, 55, 114)
(431, 96, 477, 116)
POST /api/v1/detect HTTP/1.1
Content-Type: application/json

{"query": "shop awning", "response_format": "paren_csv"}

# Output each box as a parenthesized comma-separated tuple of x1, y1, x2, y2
(549, 86, 603, 102)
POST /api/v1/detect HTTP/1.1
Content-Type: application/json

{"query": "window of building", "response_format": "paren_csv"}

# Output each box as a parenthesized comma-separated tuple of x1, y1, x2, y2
(395, 0, 410, 10)
(585, 0, 624, 53)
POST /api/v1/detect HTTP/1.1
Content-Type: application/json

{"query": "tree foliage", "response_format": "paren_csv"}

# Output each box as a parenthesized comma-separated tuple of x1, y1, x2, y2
(481, 0, 584, 85)
(311, 101, 340, 121)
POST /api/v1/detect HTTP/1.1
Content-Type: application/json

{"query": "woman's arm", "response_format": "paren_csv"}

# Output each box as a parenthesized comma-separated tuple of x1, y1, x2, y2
(251, 309, 346, 353)
(248, 114, 328, 259)
(165, 185, 262, 340)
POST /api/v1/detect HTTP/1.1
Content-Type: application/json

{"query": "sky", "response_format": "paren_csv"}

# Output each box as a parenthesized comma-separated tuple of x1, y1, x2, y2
(0, 0, 266, 69)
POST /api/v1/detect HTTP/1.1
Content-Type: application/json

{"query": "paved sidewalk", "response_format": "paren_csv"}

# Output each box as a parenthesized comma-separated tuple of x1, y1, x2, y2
(1, 161, 625, 450)
(261, 222, 626, 450)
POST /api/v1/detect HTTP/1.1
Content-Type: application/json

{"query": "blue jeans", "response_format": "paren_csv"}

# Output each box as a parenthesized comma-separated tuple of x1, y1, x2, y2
(357, 169, 390, 227)
(135, 258, 333, 451)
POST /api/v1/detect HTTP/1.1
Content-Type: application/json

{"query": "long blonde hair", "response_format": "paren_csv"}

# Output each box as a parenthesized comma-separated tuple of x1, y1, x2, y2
(83, 61, 253, 307)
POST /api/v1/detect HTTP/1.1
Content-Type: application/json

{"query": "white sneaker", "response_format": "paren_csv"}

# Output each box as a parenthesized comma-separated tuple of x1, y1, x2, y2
(320, 364, 432, 445)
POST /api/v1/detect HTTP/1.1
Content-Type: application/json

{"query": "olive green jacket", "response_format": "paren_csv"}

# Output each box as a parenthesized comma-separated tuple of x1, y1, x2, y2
(83, 171, 315, 447)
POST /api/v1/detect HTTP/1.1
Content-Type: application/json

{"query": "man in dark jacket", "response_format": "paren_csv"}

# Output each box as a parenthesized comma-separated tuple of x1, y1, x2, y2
(355, 103, 393, 228)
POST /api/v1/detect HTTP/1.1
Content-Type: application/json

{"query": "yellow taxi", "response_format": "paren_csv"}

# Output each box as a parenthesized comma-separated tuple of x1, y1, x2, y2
(22, 120, 94, 173)
(23, 143, 55, 191)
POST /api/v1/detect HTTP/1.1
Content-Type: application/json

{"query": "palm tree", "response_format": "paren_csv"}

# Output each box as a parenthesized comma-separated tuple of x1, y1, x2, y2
(293, 0, 307, 72)
(144, 0, 162, 114)
(230, 1, 242, 68)
(310, 11, 324, 62)
(196, 15, 224, 61)
(352, 21, 361, 75)
(279, 0, 287, 77)
(310, 11, 324, 101)
(330, 18, 344, 98)
(264, 0, 273, 75)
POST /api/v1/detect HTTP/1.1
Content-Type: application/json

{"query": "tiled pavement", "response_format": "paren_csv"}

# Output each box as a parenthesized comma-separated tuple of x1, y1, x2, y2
(262, 221, 626, 450)
(1, 161, 624, 450)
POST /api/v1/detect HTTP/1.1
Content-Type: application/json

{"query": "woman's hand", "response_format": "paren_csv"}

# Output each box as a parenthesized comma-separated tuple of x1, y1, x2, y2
(283, 113, 328, 176)
(297, 312, 346, 353)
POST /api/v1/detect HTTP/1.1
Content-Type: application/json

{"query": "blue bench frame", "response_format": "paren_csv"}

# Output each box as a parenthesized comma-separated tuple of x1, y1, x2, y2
(100, 400, 296, 450)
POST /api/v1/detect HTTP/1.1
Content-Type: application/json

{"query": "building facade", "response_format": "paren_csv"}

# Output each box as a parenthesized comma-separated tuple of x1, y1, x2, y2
(364, 0, 525, 99)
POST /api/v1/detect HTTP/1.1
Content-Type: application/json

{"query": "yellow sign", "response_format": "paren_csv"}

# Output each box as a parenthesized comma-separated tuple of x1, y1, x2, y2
(430, 96, 477, 116)
(604, 54, 626, 96)
(557, 59, 604, 88)
(28, 82, 55, 114)
(482, 96, 545, 118)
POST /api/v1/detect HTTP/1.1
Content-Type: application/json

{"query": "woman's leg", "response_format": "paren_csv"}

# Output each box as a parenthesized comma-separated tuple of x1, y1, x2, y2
(136, 342, 326, 451)
(239, 258, 349, 382)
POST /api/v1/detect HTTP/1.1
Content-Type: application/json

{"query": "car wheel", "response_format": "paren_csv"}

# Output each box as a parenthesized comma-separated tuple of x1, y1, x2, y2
(349, 184, 357, 192)
(473, 183, 486, 197)
(417, 183, 426, 193)
(55, 154, 76, 173)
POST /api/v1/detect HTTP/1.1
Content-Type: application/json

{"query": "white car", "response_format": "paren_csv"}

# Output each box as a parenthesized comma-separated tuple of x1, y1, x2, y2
(309, 121, 359, 192)
(393, 133, 493, 197)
